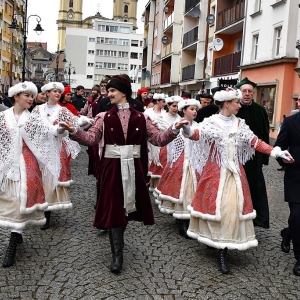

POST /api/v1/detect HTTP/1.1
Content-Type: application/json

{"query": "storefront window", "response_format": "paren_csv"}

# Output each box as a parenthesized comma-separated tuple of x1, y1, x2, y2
(256, 85, 276, 126)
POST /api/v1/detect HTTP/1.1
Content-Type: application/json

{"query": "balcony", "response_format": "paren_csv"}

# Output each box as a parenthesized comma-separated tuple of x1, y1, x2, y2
(216, 0, 245, 31)
(182, 26, 198, 48)
(185, 0, 200, 13)
(162, 43, 172, 57)
(214, 51, 241, 76)
(161, 72, 171, 84)
(164, 12, 174, 31)
(182, 65, 195, 81)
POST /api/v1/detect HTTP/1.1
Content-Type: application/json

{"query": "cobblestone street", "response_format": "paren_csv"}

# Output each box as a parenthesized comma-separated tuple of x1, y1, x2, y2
(0, 146, 299, 299)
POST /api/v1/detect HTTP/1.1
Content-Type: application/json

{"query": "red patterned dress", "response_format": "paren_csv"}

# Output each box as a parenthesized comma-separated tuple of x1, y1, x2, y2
(187, 114, 274, 250)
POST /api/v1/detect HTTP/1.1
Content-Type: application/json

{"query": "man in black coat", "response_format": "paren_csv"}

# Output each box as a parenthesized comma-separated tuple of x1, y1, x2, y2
(72, 85, 86, 111)
(274, 97, 300, 276)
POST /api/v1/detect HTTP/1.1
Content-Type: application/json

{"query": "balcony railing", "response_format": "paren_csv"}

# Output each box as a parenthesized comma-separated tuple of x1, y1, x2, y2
(214, 51, 241, 76)
(161, 72, 171, 84)
(182, 26, 198, 48)
(216, 0, 245, 31)
(164, 12, 174, 30)
(185, 0, 201, 13)
(182, 64, 195, 81)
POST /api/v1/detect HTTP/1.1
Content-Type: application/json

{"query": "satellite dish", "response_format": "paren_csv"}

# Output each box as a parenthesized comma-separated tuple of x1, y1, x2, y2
(190, 7, 200, 18)
(163, 6, 168, 13)
(145, 70, 151, 77)
(213, 38, 224, 51)
(162, 36, 169, 44)
(206, 14, 215, 25)
(197, 51, 205, 60)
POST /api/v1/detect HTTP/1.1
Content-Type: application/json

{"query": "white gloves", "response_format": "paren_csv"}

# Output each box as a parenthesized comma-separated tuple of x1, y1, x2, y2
(276, 150, 292, 161)
(78, 116, 94, 129)
(182, 123, 191, 136)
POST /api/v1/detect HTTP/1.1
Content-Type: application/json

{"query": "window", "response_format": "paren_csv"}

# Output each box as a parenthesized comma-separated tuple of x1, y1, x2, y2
(274, 26, 282, 57)
(97, 37, 105, 44)
(88, 50, 95, 54)
(130, 52, 138, 59)
(140, 40, 143, 47)
(119, 39, 129, 46)
(131, 40, 139, 47)
(118, 63, 128, 70)
(234, 38, 242, 52)
(254, 0, 261, 12)
(106, 26, 118, 32)
(87, 75, 93, 79)
(87, 62, 94, 67)
(89, 37, 95, 42)
(256, 85, 277, 126)
(252, 34, 259, 61)
(98, 25, 105, 31)
(124, 5, 128, 13)
(69, 0, 73, 8)
(98, 50, 117, 57)
(119, 26, 130, 33)
(119, 51, 129, 58)
(139, 53, 142, 60)
(105, 38, 118, 45)
(105, 62, 116, 69)
(95, 62, 104, 68)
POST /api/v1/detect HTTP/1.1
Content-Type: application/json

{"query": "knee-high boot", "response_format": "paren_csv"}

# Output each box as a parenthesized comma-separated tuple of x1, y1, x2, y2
(109, 227, 124, 273)
(2, 232, 22, 268)
(41, 211, 51, 230)
(218, 248, 229, 274)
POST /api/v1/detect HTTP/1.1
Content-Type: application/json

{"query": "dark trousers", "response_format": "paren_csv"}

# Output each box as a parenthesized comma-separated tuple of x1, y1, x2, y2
(288, 202, 300, 260)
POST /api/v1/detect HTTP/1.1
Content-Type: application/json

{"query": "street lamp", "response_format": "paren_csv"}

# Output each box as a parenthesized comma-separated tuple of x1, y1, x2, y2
(65, 62, 76, 86)
(49, 50, 67, 81)
(8, 0, 44, 82)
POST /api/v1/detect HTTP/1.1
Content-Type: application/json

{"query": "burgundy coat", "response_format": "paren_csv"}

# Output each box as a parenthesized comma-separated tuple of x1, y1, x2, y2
(72, 104, 177, 229)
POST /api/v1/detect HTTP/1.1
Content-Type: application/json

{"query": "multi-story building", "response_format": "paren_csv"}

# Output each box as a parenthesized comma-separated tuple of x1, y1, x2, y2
(65, 18, 143, 95)
(241, 0, 299, 138)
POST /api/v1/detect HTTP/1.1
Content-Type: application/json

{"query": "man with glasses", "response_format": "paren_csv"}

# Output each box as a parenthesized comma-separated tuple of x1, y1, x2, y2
(236, 77, 270, 229)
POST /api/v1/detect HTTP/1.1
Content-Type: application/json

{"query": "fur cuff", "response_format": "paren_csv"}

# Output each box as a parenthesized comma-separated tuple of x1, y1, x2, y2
(270, 146, 282, 158)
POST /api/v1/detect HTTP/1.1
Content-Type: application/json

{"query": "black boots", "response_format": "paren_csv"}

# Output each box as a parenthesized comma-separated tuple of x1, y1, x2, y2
(280, 228, 291, 253)
(218, 248, 229, 274)
(109, 227, 124, 273)
(178, 220, 192, 239)
(2, 232, 22, 268)
(41, 211, 51, 230)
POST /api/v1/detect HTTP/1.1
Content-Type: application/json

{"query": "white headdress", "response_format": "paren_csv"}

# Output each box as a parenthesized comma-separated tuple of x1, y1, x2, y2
(153, 93, 166, 100)
(41, 82, 65, 93)
(8, 81, 38, 98)
(214, 89, 242, 102)
(178, 99, 200, 111)
(165, 95, 183, 104)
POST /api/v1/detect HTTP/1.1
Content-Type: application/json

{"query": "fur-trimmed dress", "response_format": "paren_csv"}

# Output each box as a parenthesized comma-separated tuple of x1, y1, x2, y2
(31, 104, 81, 211)
(154, 121, 200, 219)
(187, 114, 273, 250)
(0, 108, 62, 229)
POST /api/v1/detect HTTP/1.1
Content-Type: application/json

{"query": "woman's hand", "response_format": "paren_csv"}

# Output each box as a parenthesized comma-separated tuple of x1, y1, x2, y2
(175, 118, 189, 129)
(59, 122, 75, 132)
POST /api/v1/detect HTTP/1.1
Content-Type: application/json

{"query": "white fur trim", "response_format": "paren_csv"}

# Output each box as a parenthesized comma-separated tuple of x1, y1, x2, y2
(187, 229, 258, 251)
(178, 99, 200, 111)
(57, 180, 73, 187)
(45, 202, 73, 211)
(165, 96, 183, 104)
(214, 90, 242, 102)
(270, 146, 281, 158)
(172, 212, 190, 219)
(155, 198, 161, 205)
(0, 217, 46, 230)
(159, 205, 174, 214)
(8, 81, 38, 98)
(41, 82, 64, 93)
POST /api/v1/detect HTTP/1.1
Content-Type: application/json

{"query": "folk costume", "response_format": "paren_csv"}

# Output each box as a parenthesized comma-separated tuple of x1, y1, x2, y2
(185, 90, 290, 274)
(0, 82, 63, 268)
(34, 82, 82, 229)
(68, 75, 180, 273)
(236, 77, 270, 228)
(155, 99, 200, 238)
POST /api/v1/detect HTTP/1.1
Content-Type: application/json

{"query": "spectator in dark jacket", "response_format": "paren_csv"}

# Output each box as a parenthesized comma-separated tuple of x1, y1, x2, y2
(72, 85, 86, 111)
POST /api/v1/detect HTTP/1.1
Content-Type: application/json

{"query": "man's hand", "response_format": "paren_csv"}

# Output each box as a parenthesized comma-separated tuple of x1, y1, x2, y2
(59, 122, 75, 133)
(175, 118, 189, 129)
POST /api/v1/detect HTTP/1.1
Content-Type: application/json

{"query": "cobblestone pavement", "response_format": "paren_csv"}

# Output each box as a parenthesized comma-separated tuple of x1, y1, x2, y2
(0, 147, 299, 299)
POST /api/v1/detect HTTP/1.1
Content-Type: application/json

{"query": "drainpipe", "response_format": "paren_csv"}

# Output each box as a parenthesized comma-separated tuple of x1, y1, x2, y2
(203, 0, 211, 81)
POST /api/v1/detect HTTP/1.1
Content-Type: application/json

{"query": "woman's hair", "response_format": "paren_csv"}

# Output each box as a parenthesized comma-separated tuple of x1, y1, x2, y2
(59, 94, 65, 103)
(8, 96, 16, 105)
(214, 99, 233, 108)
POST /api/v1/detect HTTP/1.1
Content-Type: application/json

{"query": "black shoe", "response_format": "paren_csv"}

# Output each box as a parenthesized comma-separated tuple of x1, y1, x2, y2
(178, 220, 192, 239)
(218, 248, 229, 274)
(41, 211, 51, 230)
(280, 228, 291, 253)
(109, 227, 124, 273)
(2, 232, 21, 268)
(293, 260, 300, 276)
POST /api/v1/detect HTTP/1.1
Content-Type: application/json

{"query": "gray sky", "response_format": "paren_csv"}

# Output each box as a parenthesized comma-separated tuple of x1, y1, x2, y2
(26, 0, 147, 52)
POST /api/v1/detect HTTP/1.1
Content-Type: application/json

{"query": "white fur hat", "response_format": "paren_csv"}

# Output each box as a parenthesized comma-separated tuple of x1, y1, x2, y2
(41, 82, 65, 93)
(153, 93, 166, 100)
(165, 95, 183, 104)
(178, 99, 200, 111)
(214, 89, 242, 102)
(8, 81, 38, 98)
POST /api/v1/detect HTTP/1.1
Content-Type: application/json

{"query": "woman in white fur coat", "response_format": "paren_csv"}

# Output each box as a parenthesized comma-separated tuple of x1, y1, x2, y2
(183, 89, 293, 274)
(155, 99, 200, 239)
(0, 82, 64, 267)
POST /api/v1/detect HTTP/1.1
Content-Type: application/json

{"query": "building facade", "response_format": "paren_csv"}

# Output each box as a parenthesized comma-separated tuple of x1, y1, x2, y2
(65, 18, 143, 95)
(113, 0, 138, 28)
